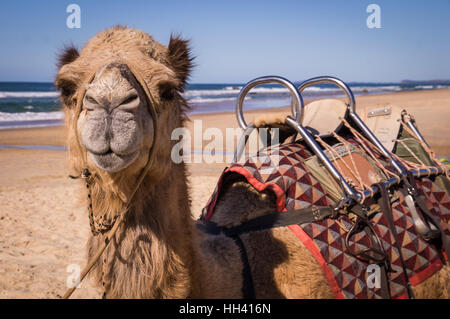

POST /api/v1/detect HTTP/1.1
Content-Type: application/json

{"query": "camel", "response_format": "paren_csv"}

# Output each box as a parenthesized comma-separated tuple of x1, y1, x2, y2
(55, 26, 449, 298)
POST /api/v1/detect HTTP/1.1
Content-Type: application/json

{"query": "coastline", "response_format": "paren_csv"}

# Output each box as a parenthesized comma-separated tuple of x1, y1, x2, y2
(1, 88, 450, 154)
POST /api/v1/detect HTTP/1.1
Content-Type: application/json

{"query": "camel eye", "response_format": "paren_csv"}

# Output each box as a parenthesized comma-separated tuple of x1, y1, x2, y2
(161, 88, 174, 100)
(62, 85, 75, 99)
(158, 81, 175, 101)
(56, 78, 78, 107)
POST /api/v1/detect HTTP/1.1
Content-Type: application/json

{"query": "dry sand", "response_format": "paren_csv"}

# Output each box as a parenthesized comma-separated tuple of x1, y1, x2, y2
(0, 89, 449, 298)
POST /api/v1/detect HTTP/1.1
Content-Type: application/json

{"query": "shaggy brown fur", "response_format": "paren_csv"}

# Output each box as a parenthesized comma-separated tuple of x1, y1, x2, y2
(56, 26, 195, 298)
(56, 26, 448, 299)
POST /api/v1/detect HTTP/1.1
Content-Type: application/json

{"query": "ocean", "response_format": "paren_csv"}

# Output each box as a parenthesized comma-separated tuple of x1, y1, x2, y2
(0, 81, 448, 129)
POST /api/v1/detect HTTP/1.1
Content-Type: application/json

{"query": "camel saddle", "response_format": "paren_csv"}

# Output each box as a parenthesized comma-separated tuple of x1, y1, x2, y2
(201, 141, 450, 299)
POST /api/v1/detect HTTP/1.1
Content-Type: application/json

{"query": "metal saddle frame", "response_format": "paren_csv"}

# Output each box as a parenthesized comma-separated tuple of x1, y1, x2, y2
(235, 76, 446, 202)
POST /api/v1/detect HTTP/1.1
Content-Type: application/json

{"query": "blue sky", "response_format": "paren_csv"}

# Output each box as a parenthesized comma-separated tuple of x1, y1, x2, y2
(0, 0, 449, 83)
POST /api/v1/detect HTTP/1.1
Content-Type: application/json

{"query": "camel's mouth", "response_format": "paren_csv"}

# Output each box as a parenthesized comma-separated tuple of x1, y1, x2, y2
(88, 148, 139, 173)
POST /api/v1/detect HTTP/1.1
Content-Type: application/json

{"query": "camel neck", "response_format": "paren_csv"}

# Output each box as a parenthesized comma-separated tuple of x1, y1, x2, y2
(87, 162, 195, 298)
(115, 163, 195, 298)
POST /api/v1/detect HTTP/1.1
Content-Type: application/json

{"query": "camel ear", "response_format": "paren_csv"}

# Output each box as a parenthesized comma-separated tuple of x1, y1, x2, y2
(57, 45, 79, 70)
(55, 45, 80, 107)
(167, 35, 194, 91)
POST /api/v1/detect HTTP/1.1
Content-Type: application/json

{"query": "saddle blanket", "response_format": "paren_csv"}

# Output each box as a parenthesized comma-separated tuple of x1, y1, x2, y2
(202, 142, 449, 299)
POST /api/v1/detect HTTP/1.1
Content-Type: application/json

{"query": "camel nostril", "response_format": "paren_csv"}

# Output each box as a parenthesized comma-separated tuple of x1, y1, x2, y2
(84, 94, 100, 108)
(120, 94, 138, 106)
(87, 96, 97, 104)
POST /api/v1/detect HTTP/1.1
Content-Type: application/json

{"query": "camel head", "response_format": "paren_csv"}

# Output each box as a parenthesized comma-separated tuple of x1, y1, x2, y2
(55, 26, 192, 187)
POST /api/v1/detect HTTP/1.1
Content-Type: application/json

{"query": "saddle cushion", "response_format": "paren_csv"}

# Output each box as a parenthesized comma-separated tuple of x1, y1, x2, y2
(202, 142, 448, 299)
(360, 104, 403, 152)
(302, 99, 347, 136)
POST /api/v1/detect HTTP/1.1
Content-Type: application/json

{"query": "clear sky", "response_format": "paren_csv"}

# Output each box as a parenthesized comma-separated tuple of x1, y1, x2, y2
(0, 0, 449, 83)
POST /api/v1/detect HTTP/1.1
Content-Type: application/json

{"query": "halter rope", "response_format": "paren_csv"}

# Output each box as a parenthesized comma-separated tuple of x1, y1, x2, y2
(62, 61, 159, 299)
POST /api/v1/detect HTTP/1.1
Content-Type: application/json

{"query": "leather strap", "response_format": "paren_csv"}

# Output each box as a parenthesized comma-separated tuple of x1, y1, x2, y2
(197, 206, 334, 237)
(230, 235, 255, 299)
(377, 182, 415, 299)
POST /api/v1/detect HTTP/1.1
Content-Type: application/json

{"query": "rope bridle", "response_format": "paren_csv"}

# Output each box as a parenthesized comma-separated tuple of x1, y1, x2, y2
(62, 61, 159, 299)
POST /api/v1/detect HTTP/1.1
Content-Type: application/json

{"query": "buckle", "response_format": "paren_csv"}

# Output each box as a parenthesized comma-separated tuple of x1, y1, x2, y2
(312, 206, 321, 221)
(332, 196, 352, 218)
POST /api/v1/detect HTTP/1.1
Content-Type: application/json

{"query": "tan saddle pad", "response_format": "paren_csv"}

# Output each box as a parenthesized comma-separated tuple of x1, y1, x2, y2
(360, 104, 403, 152)
(303, 99, 347, 136)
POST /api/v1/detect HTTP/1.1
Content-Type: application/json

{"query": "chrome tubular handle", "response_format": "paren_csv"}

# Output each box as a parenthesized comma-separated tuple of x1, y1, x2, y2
(236, 76, 304, 129)
(299, 76, 405, 176)
(401, 111, 430, 147)
(298, 76, 356, 113)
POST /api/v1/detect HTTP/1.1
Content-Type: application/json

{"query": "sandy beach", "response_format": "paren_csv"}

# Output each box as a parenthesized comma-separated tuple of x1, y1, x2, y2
(1, 88, 450, 298)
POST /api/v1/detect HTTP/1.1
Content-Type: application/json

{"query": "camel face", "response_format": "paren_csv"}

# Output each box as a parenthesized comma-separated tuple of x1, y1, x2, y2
(55, 26, 193, 182)
(78, 62, 153, 173)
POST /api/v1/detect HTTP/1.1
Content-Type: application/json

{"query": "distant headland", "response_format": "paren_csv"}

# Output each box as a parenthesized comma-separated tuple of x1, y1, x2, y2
(401, 79, 450, 85)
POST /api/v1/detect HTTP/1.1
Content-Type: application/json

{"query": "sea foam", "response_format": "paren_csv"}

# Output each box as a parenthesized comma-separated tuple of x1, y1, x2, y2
(0, 91, 60, 98)
(0, 111, 64, 122)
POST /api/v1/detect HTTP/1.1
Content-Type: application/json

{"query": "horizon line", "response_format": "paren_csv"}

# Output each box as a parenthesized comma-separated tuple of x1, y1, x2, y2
(1, 79, 450, 85)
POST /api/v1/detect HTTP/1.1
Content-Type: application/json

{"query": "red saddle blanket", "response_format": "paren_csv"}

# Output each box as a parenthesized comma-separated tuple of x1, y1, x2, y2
(202, 142, 449, 299)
